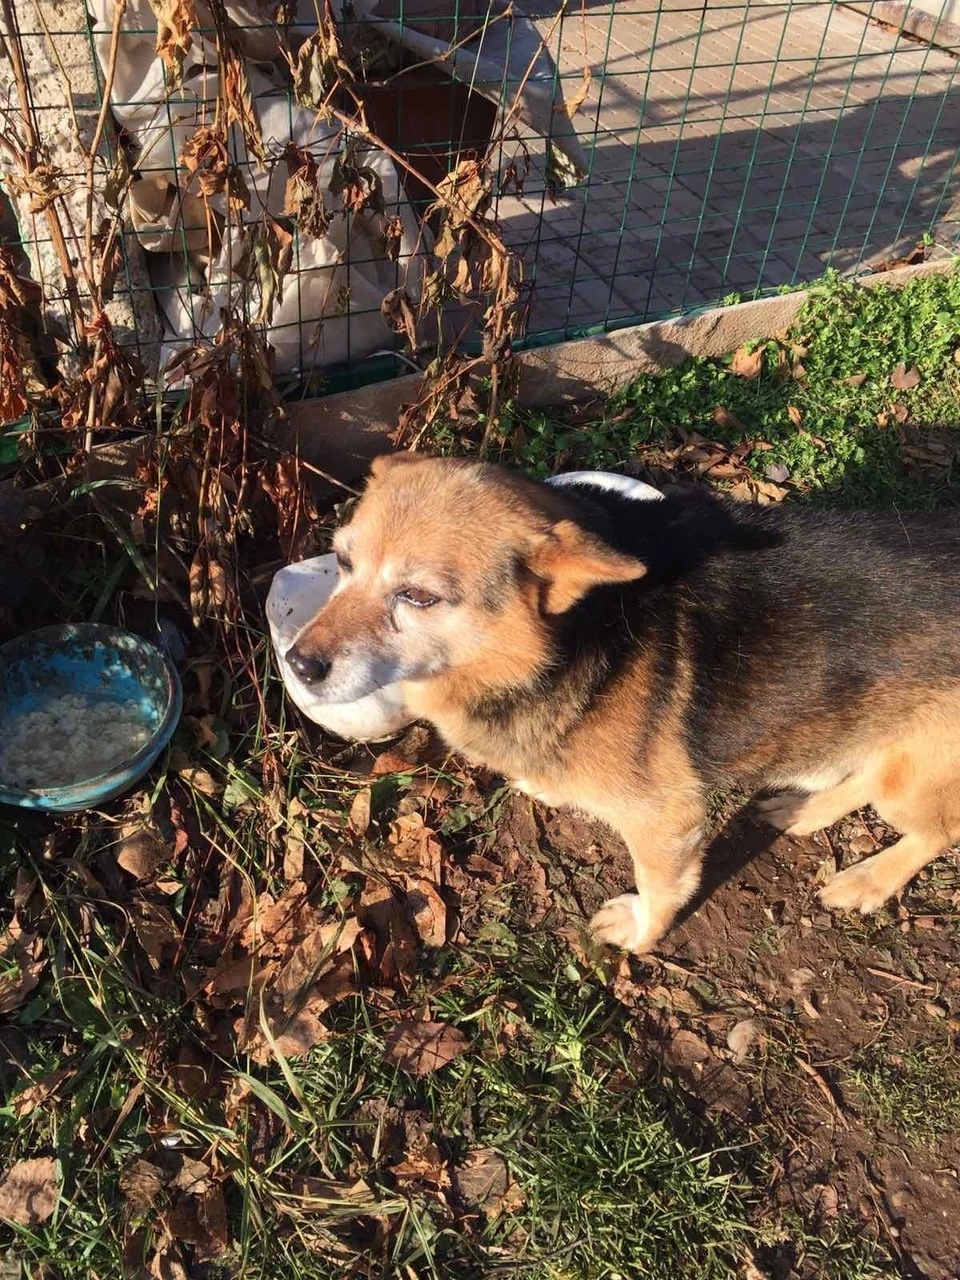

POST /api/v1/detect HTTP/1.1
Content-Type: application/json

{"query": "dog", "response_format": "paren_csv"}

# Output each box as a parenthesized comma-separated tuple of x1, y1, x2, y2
(285, 452, 960, 955)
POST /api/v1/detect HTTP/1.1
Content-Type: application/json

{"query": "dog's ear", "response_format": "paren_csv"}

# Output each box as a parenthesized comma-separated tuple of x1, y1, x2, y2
(369, 451, 420, 480)
(529, 520, 646, 613)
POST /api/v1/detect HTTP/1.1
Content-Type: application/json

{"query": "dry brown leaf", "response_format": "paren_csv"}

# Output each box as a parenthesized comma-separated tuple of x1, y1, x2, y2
(555, 66, 592, 118)
(389, 813, 442, 881)
(221, 46, 264, 165)
(384, 1019, 469, 1076)
(116, 823, 167, 882)
(281, 1175, 375, 1213)
(349, 787, 372, 835)
(787, 404, 803, 428)
(272, 916, 364, 1003)
(664, 1028, 714, 1073)
(381, 288, 419, 353)
(0, 1157, 58, 1226)
(206, 954, 275, 999)
(454, 1148, 523, 1218)
(843, 372, 867, 388)
(890, 363, 920, 390)
(177, 765, 220, 797)
(129, 900, 180, 970)
(283, 797, 307, 882)
(647, 983, 701, 1016)
(0, 926, 45, 1014)
(726, 1018, 761, 1064)
(391, 1124, 450, 1188)
(814, 1183, 839, 1222)
(728, 480, 756, 502)
(163, 1183, 228, 1259)
(753, 479, 788, 504)
(730, 345, 763, 380)
(239, 882, 310, 953)
(148, 0, 196, 85)
(711, 405, 748, 433)
(120, 1158, 168, 1211)
(372, 749, 416, 777)
(251, 960, 359, 1064)
(405, 879, 446, 948)
(170, 1157, 213, 1196)
(13, 1066, 74, 1119)
(149, 1240, 190, 1280)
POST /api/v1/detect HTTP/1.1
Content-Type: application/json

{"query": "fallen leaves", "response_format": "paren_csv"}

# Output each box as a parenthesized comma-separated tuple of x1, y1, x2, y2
(120, 1158, 168, 1212)
(204, 880, 367, 1063)
(115, 821, 170, 882)
(726, 1018, 761, 1064)
(729, 344, 764, 380)
(897, 425, 958, 479)
(0, 1157, 59, 1226)
(13, 1066, 75, 1119)
(890, 363, 921, 390)
(0, 919, 46, 1014)
(453, 1149, 525, 1218)
(383, 1019, 469, 1076)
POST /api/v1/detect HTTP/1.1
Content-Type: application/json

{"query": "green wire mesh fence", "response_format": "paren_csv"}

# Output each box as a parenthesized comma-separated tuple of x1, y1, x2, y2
(1, 0, 959, 412)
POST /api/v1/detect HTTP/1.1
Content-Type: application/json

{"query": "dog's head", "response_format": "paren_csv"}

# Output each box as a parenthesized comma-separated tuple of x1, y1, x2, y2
(285, 454, 646, 703)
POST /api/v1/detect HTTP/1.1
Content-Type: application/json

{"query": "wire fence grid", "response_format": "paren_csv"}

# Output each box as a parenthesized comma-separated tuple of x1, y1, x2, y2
(1, 0, 959, 408)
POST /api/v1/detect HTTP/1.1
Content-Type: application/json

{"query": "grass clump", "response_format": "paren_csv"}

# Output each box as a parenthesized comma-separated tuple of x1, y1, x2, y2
(480, 268, 960, 511)
(847, 1036, 960, 1144)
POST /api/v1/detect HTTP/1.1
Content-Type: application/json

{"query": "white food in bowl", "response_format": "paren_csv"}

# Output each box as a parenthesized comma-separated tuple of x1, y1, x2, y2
(0, 694, 153, 790)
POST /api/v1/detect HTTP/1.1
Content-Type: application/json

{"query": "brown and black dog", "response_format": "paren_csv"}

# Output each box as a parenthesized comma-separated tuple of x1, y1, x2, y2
(286, 453, 960, 955)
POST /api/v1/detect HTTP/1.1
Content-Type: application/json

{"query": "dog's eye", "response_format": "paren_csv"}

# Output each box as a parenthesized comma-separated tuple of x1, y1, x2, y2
(335, 551, 353, 574)
(396, 587, 439, 608)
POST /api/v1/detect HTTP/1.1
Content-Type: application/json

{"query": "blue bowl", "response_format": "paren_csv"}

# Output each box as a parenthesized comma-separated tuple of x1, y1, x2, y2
(0, 624, 182, 812)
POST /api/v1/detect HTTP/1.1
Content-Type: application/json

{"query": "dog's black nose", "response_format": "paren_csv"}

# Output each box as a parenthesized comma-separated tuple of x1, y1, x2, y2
(286, 648, 331, 685)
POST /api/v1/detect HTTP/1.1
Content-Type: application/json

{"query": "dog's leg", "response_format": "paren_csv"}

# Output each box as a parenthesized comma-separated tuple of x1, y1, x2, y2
(589, 804, 705, 955)
(820, 740, 960, 912)
(757, 773, 871, 836)
(819, 830, 948, 912)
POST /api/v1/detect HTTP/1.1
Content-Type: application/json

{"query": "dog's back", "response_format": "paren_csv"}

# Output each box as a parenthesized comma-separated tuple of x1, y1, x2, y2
(551, 481, 960, 785)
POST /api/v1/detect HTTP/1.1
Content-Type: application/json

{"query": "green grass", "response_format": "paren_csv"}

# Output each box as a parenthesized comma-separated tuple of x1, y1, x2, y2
(847, 1037, 960, 1145)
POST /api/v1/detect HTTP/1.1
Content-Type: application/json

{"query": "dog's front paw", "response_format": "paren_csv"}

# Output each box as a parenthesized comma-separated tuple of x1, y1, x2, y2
(819, 858, 893, 914)
(588, 894, 658, 955)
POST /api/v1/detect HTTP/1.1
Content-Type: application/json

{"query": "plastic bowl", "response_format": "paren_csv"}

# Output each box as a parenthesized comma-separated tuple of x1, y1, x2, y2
(0, 624, 182, 812)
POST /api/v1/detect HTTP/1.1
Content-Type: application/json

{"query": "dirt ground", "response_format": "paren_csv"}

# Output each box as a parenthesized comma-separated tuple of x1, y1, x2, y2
(443, 771, 960, 1280)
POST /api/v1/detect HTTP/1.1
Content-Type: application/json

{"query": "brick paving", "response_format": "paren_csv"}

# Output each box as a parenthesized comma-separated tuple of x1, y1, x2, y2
(497, 0, 960, 340)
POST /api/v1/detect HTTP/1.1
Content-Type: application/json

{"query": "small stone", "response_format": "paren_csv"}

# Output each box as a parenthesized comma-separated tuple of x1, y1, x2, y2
(923, 1001, 947, 1019)
(848, 833, 875, 855)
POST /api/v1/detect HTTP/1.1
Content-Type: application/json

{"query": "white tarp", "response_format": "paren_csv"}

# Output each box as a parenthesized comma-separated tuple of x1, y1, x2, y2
(89, 0, 589, 378)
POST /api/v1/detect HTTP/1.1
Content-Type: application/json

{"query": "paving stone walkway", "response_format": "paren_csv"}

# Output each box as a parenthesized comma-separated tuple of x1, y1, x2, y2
(498, 0, 960, 340)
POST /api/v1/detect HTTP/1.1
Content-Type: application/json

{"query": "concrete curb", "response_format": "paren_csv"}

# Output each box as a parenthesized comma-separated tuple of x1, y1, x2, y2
(841, 0, 960, 51)
(284, 258, 957, 484)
